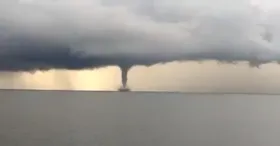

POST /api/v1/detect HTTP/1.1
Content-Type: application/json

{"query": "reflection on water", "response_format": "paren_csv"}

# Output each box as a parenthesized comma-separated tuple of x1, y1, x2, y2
(1, 61, 280, 93)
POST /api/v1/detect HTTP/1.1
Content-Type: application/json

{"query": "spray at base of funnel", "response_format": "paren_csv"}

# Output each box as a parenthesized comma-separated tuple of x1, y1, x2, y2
(118, 64, 132, 91)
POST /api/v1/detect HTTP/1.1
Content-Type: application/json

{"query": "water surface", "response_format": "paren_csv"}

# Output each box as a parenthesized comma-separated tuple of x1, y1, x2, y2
(0, 90, 280, 146)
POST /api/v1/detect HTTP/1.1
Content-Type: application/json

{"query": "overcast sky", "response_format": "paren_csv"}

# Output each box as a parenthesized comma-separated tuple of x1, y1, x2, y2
(1, 0, 280, 92)
(1, 0, 280, 71)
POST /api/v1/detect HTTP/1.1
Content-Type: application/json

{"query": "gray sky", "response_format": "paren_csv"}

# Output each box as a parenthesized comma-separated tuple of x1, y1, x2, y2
(1, 0, 280, 92)
(0, 0, 280, 71)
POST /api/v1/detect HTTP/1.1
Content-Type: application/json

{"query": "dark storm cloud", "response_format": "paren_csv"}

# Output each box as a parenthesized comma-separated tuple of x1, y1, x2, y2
(1, 0, 280, 72)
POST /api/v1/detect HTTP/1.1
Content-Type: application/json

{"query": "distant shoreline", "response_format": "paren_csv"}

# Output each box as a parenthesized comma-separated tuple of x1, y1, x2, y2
(0, 88, 280, 96)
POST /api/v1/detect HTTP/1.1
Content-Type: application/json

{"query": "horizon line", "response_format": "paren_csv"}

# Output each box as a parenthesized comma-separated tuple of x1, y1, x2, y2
(1, 89, 280, 96)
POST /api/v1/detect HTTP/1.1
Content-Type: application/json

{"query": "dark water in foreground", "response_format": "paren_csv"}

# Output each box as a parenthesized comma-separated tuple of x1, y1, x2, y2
(1, 90, 280, 146)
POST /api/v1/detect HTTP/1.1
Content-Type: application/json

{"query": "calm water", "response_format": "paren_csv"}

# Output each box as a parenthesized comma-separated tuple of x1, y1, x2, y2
(1, 90, 280, 146)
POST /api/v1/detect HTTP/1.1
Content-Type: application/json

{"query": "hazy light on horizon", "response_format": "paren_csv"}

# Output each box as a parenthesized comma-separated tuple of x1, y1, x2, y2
(1, 61, 280, 93)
